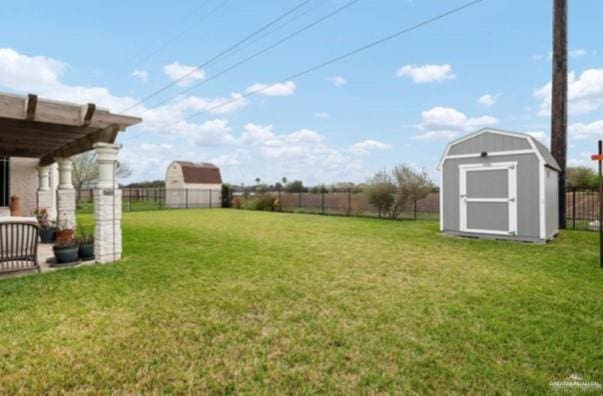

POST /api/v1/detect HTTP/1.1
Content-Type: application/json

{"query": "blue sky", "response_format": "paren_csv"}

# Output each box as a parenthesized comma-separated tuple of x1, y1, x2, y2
(1, 0, 602, 185)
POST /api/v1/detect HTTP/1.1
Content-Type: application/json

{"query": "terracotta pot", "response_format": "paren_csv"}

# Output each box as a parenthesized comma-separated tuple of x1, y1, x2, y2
(55, 229, 75, 244)
(9, 195, 23, 217)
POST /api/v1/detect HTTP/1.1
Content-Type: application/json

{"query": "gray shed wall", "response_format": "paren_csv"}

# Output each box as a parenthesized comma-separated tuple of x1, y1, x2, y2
(447, 132, 531, 155)
(545, 168, 559, 238)
(442, 153, 541, 239)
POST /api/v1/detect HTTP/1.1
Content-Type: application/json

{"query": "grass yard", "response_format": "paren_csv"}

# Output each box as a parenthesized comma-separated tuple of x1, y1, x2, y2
(0, 209, 602, 393)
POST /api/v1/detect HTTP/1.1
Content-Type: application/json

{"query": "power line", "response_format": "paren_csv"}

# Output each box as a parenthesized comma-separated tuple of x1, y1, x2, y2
(137, 0, 360, 115)
(122, 0, 313, 113)
(141, 0, 485, 132)
(121, 0, 485, 143)
(131, 0, 231, 69)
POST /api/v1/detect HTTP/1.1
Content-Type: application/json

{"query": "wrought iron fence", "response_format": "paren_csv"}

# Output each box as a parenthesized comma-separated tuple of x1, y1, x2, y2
(76, 188, 222, 213)
(75, 187, 601, 231)
(231, 188, 440, 221)
(566, 188, 600, 231)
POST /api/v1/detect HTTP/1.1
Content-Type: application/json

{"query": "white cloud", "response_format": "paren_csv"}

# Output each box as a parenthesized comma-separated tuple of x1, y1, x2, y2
(525, 130, 548, 143)
(395, 64, 455, 83)
(245, 81, 296, 96)
(236, 123, 364, 183)
(349, 140, 393, 155)
(163, 62, 205, 87)
(131, 69, 149, 83)
(534, 68, 603, 115)
(414, 106, 497, 140)
(314, 112, 330, 119)
(477, 94, 496, 107)
(326, 76, 347, 87)
(570, 49, 588, 58)
(568, 120, 603, 140)
(0, 47, 138, 111)
(532, 49, 589, 61)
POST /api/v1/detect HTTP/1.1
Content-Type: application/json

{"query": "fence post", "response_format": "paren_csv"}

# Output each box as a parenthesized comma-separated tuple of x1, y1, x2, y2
(298, 190, 302, 208)
(278, 188, 282, 211)
(209, 189, 212, 209)
(321, 188, 325, 215)
(185, 188, 189, 209)
(348, 188, 352, 216)
(128, 189, 132, 212)
(572, 188, 576, 229)
(414, 197, 417, 220)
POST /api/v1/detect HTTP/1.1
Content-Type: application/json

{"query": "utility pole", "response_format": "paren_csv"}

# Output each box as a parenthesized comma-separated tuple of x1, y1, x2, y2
(551, 0, 568, 229)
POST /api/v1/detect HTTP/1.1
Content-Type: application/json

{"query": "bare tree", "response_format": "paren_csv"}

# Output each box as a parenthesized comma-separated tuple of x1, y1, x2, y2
(364, 170, 395, 218)
(72, 151, 133, 207)
(390, 165, 433, 219)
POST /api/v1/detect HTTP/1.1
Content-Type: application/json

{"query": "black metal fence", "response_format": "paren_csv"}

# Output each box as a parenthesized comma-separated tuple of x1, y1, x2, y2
(231, 188, 440, 221)
(567, 188, 600, 231)
(75, 187, 602, 231)
(76, 188, 222, 213)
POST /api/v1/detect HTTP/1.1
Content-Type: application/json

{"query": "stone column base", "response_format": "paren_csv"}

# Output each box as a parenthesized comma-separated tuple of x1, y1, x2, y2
(37, 190, 55, 219)
(57, 189, 76, 229)
(94, 189, 122, 263)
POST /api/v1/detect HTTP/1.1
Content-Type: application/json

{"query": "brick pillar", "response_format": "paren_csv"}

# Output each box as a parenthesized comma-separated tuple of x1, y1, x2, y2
(56, 158, 76, 230)
(36, 165, 55, 219)
(93, 143, 122, 263)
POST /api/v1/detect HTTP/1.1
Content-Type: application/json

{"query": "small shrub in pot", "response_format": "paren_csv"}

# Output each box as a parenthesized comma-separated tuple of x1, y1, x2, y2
(34, 208, 56, 244)
(76, 227, 95, 260)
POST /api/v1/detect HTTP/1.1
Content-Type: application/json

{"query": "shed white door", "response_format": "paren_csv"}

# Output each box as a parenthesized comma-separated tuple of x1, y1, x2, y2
(459, 162, 517, 235)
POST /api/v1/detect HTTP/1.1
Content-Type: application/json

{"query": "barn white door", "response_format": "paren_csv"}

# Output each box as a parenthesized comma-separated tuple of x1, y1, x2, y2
(459, 162, 517, 235)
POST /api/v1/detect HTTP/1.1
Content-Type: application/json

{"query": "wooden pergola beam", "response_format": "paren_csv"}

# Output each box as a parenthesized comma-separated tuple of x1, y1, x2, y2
(82, 103, 96, 126)
(0, 92, 141, 163)
(39, 125, 119, 166)
(25, 94, 37, 121)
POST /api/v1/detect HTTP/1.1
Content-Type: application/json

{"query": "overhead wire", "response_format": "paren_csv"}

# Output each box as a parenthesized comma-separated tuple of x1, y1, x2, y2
(135, 0, 360, 116)
(121, 0, 314, 113)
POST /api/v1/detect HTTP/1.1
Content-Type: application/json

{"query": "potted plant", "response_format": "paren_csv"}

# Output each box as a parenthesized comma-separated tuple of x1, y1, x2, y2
(52, 238, 79, 264)
(76, 227, 95, 260)
(34, 208, 56, 244)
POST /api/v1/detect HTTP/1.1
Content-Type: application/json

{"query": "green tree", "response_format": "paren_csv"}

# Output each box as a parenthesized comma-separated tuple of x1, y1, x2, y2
(390, 164, 434, 219)
(285, 180, 305, 193)
(566, 166, 598, 188)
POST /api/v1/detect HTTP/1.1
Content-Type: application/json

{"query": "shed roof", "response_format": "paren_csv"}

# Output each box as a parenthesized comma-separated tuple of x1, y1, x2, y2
(0, 92, 142, 166)
(437, 128, 561, 171)
(175, 161, 222, 184)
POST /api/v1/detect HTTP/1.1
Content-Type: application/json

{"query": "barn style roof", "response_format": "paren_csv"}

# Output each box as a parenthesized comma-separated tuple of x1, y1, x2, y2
(176, 161, 222, 184)
(0, 92, 142, 166)
(437, 128, 561, 171)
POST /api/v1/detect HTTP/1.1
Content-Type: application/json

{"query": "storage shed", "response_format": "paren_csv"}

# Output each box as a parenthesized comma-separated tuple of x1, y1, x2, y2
(165, 161, 222, 208)
(437, 128, 560, 243)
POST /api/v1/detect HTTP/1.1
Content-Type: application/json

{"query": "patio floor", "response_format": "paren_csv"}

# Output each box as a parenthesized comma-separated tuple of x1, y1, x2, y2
(38, 243, 95, 273)
(0, 243, 96, 279)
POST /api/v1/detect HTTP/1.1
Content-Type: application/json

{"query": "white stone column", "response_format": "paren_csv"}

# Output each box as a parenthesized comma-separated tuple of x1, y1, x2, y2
(93, 143, 122, 263)
(36, 165, 55, 219)
(56, 158, 76, 230)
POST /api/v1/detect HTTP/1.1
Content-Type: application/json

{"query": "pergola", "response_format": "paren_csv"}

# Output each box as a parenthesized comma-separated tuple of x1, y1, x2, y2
(0, 92, 141, 263)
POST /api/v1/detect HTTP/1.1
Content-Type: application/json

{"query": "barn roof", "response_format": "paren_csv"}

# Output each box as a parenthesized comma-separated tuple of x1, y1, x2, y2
(176, 161, 222, 184)
(437, 128, 561, 171)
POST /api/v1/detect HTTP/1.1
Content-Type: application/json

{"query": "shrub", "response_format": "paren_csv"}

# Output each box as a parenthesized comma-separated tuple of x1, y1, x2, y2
(255, 193, 277, 211)
(232, 196, 243, 209)
(364, 171, 395, 218)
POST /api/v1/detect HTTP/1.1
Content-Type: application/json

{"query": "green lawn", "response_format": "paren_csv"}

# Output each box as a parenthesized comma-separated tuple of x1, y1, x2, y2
(1, 209, 602, 393)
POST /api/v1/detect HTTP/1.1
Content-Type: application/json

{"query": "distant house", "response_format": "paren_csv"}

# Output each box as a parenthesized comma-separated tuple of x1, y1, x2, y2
(165, 161, 222, 208)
